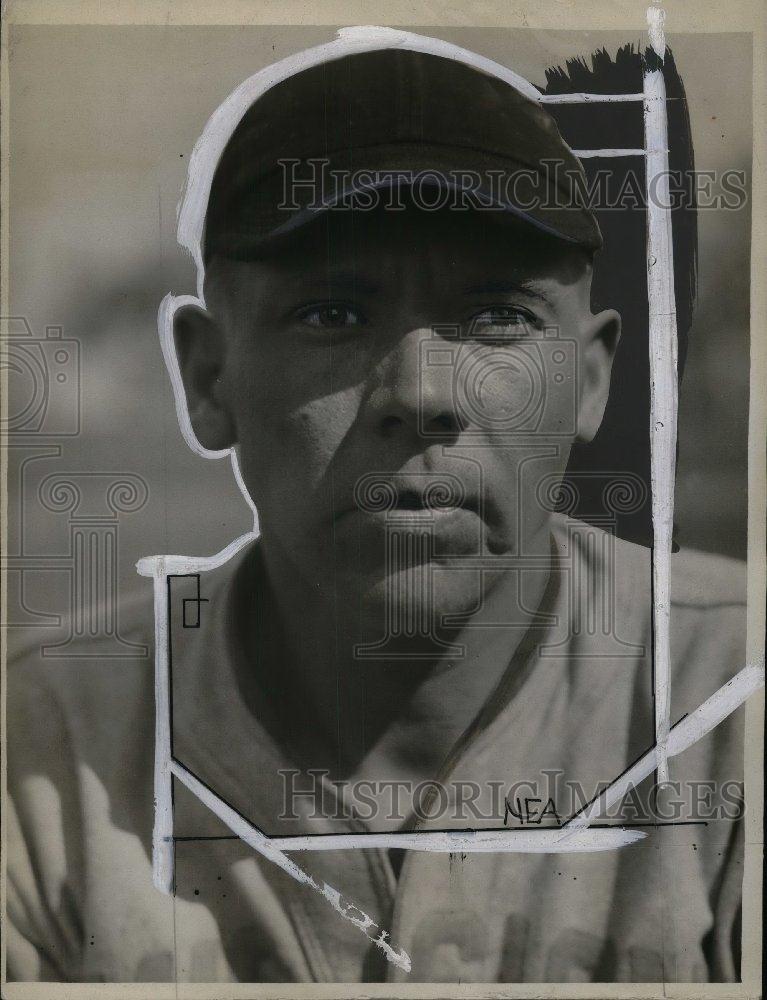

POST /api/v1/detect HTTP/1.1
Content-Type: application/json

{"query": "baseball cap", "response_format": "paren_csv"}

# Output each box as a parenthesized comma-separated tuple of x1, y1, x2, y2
(203, 48, 602, 262)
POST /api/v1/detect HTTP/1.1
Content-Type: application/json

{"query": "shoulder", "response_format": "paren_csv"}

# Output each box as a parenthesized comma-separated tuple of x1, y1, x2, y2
(551, 513, 746, 602)
(7, 540, 253, 782)
(670, 546, 746, 608)
(6, 583, 159, 981)
(552, 512, 746, 618)
(668, 548, 747, 702)
(7, 583, 156, 787)
(551, 514, 747, 698)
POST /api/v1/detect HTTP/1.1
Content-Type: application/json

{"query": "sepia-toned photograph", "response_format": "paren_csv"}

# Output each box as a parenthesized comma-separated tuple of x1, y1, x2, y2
(1, 2, 765, 995)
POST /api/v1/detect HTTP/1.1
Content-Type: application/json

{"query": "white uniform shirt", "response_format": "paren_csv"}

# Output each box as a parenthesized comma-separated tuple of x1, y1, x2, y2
(7, 516, 747, 983)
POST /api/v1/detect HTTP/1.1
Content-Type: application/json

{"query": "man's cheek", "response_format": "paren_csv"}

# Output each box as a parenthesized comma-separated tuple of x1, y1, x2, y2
(288, 391, 359, 467)
(240, 389, 360, 515)
(454, 341, 579, 439)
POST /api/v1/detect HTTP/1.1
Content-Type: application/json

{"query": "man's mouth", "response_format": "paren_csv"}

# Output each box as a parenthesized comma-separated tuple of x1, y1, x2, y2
(334, 473, 481, 521)
(385, 486, 478, 516)
(330, 473, 489, 561)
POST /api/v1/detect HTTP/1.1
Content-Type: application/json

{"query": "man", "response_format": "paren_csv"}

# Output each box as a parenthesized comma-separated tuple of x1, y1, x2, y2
(8, 35, 749, 984)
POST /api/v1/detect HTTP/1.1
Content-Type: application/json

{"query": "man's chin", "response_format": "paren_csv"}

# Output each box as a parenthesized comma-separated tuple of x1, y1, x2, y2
(346, 563, 483, 639)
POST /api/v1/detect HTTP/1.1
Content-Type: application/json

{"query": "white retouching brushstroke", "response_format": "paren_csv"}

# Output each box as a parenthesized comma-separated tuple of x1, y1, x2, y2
(539, 91, 646, 104)
(169, 758, 412, 973)
(151, 561, 174, 894)
(573, 148, 645, 157)
(137, 531, 257, 579)
(643, 4, 678, 785)
(155, 292, 259, 539)
(563, 661, 765, 832)
(268, 829, 646, 852)
(647, 3, 667, 60)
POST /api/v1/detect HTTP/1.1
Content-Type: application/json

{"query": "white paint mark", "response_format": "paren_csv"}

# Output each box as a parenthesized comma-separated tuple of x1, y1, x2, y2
(151, 560, 174, 894)
(154, 293, 259, 536)
(169, 758, 412, 973)
(573, 148, 646, 158)
(643, 6, 677, 784)
(137, 531, 258, 580)
(647, 4, 667, 60)
(540, 92, 646, 104)
(270, 828, 645, 853)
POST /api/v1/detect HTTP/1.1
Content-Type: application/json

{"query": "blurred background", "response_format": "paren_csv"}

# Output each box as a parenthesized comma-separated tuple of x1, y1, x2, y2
(5, 26, 751, 641)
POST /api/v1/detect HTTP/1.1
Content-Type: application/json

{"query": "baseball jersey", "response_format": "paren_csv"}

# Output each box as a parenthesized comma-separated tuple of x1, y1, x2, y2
(7, 514, 747, 983)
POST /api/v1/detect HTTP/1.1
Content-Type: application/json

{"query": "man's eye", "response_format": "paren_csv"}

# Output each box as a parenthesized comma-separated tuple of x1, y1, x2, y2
(468, 307, 534, 340)
(297, 302, 364, 330)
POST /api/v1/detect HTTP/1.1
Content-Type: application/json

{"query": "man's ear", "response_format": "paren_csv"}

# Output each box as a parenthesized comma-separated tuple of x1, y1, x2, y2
(576, 308, 621, 443)
(173, 303, 236, 451)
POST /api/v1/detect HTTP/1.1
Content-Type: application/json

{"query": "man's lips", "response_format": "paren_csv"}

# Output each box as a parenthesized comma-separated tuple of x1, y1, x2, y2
(333, 474, 481, 522)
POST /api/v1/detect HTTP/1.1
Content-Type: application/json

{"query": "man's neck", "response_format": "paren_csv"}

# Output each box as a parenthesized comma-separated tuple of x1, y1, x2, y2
(236, 527, 554, 784)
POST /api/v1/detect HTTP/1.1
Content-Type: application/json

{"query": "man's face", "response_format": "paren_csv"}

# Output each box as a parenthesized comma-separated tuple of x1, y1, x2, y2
(179, 205, 618, 634)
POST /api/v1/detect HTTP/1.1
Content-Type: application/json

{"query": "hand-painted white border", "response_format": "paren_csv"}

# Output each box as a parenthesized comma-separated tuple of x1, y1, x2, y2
(137, 16, 765, 971)
(644, 4, 678, 784)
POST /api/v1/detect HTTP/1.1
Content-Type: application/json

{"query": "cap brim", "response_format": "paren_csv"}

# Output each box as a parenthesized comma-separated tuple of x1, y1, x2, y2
(269, 176, 587, 249)
(205, 142, 602, 260)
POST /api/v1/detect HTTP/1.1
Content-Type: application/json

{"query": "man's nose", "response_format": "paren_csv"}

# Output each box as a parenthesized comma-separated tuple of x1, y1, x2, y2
(364, 326, 461, 439)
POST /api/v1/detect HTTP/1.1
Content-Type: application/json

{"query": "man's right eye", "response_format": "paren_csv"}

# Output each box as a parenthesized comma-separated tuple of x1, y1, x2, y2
(296, 302, 365, 330)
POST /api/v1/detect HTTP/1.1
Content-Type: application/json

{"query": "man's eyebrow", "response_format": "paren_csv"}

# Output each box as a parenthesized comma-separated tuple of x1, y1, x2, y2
(462, 281, 550, 303)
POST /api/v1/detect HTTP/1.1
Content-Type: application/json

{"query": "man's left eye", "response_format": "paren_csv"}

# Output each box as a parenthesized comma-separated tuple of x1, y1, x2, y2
(468, 307, 533, 339)
(297, 302, 364, 329)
